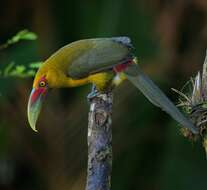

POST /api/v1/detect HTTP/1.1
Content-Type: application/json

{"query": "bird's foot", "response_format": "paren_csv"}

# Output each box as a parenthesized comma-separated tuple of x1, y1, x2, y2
(87, 85, 101, 102)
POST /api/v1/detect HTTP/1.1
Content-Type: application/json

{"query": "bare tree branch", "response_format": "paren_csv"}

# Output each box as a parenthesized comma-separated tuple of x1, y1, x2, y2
(86, 90, 113, 190)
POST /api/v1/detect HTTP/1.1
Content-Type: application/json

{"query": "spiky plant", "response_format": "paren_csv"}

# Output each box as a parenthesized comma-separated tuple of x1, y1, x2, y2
(172, 51, 207, 158)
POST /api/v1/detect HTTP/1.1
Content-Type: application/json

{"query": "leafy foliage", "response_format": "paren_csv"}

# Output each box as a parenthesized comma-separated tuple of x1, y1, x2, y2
(0, 30, 38, 50)
(0, 61, 42, 78)
(7, 30, 37, 44)
(0, 30, 41, 78)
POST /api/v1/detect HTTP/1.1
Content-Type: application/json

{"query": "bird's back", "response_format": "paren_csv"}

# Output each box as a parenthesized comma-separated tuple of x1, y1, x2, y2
(44, 37, 133, 79)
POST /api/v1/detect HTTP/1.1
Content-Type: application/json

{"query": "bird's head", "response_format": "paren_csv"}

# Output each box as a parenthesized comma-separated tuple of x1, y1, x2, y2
(27, 72, 49, 132)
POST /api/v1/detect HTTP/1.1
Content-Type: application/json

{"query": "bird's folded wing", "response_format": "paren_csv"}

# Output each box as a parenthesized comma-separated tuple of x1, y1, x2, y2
(68, 37, 133, 79)
(124, 64, 198, 134)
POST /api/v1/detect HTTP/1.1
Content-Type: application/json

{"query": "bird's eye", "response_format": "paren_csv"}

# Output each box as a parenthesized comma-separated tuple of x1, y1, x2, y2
(39, 81, 46, 87)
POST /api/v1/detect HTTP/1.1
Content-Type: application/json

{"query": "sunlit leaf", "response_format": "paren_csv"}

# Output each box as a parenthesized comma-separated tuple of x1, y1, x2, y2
(18, 30, 38, 40)
(15, 65, 26, 73)
(0, 61, 39, 78)
(29, 62, 42, 69)
(26, 70, 36, 76)
(7, 30, 38, 45)
(3, 62, 15, 76)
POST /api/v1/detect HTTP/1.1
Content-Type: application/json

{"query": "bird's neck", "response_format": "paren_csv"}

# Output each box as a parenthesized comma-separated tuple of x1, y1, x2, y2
(47, 69, 89, 88)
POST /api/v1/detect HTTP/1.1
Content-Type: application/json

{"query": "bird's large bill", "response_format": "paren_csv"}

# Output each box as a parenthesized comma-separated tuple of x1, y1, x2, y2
(27, 88, 46, 132)
(124, 64, 198, 134)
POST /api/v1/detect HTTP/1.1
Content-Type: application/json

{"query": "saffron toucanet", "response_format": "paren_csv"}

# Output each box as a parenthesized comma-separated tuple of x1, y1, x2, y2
(27, 37, 197, 133)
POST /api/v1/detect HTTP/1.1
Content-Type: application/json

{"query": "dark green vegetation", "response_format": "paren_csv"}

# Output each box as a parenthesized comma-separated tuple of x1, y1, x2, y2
(0, 0, 207, 190)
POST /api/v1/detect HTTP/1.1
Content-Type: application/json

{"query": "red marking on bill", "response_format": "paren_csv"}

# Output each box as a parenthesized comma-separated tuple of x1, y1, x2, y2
(31, 88, 46, 105)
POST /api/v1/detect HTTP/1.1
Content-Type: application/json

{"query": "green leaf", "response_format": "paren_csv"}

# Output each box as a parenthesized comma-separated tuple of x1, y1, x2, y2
(18, 30, 38, 40)
(15, 65, 26, 73)
(9, 65, 26, 77)
(26, 70, 36, 77)
(1, 59, 40, 78)
(3, 62, 15, 76)
(7, 30, 38, 45)
(29, 61, 42, 69)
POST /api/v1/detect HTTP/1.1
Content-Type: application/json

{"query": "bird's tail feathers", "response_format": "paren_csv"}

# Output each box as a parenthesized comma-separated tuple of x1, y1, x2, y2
(124, 61, 198, 134)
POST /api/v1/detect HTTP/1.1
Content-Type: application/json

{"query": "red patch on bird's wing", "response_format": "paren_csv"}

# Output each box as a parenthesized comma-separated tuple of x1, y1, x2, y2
(113, 60, 133, 73)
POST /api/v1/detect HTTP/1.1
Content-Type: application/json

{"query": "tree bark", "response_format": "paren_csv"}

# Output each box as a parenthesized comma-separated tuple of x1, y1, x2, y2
(86, 91, 113, 190)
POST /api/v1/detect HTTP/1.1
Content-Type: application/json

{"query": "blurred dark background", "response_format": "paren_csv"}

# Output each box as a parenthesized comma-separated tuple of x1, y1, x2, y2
(0, 0, 207, 190)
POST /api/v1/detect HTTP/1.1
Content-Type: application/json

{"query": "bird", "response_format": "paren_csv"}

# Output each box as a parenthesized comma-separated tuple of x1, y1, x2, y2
(27, 37, 198, 133)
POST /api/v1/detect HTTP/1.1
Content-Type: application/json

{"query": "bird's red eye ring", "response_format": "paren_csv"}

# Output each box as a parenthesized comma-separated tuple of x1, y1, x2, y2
(39, 81, 46, 87)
